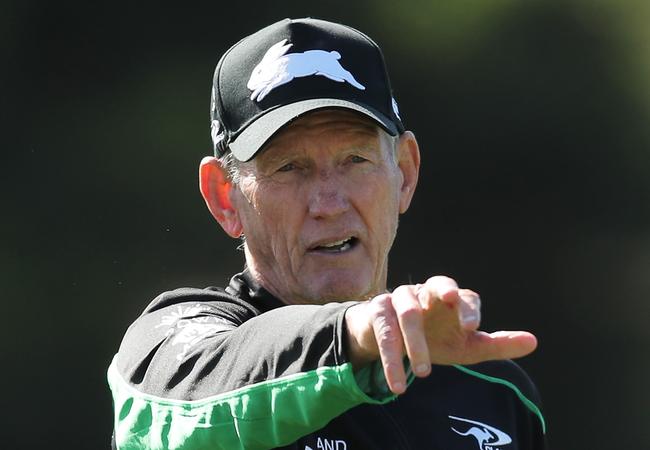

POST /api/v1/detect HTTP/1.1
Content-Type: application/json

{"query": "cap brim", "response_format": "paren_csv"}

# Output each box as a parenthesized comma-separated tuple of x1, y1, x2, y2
(229, 98, 399, 162)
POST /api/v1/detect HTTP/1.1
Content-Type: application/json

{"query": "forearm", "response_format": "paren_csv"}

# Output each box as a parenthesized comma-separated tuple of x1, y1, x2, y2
(110, 299, 394, 449)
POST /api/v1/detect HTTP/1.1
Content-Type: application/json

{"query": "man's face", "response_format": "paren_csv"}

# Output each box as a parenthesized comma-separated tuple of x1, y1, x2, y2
(230, 109, 413, 304)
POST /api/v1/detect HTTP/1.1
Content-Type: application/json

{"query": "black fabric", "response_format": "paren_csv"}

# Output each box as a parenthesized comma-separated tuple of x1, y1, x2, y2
(112, 271, 547, 449)
(284, 360, 547, 450)
(115, 271, 353, 400)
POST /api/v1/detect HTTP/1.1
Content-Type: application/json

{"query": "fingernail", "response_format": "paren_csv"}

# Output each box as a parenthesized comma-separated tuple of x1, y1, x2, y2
(461, 313, 479, 326)
(415, 364, 430, 375)
(393, 381, 405, 393)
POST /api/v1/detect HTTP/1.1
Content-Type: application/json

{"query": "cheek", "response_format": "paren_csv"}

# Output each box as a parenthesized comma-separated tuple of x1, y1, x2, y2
(234, 187, 272, 245)
(353, 171, 401, 242)
(362, 165, 401, 209)
(245, 185, 302, 253)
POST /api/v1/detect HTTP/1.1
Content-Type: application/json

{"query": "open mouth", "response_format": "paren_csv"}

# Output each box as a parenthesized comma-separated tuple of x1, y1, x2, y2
(310, 237, 359, 253)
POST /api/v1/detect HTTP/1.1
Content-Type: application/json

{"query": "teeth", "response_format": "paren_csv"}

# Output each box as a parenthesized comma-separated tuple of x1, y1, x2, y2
(322, 238, 350, 248)
(314, 237, 354, 252)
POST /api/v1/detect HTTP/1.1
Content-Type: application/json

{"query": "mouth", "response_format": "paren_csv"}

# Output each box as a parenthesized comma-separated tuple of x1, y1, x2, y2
(309, 236, 359, 254)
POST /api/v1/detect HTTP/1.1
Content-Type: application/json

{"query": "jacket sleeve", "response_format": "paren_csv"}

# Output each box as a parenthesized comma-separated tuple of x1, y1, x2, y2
(107, 288, 401, 450)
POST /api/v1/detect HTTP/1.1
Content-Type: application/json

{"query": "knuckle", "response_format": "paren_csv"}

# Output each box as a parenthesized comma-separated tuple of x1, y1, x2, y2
(391, 287, 424, 317)
(371, 293, 392, 308)
(382, 360, 404, 375)
(416, 286, 436, 307)
(392, 285, 414, 297)
(398, 305, 422, 322)
(369, 294, 392, 319)
(426, 275, 458, 288)
(374, 321, 400, 345)
(377, 330, 399, 345)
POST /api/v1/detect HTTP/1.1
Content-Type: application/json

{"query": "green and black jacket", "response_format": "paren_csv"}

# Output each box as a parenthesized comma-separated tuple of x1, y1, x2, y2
(108, 271, 547, 449)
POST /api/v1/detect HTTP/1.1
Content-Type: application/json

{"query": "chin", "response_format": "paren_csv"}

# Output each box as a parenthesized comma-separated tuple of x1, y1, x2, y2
(301, 270, 376, 303)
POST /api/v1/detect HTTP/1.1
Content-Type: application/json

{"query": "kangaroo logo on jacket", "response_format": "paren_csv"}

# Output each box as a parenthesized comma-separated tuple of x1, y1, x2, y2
(449, 415, 512, 450)
(247, 39, 366, 102)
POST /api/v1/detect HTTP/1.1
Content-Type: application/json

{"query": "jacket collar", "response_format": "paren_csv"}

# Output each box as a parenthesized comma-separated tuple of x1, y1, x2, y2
(225, 269, 286, 313)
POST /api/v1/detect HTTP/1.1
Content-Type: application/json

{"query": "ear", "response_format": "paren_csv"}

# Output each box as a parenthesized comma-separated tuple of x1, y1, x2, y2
(199, 156, 243, 238)
(396, 131, 421, 214)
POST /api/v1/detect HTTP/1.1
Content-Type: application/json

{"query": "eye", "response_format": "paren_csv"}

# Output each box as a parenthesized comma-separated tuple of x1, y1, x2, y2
(277, 162, 296, 172)
(350, 155, 368, 163)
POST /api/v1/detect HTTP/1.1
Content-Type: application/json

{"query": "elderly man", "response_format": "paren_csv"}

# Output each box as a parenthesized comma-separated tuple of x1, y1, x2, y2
(108, 17, 547, 449)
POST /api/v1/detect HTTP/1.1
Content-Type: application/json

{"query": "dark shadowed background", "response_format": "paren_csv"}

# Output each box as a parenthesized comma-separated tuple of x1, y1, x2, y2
(2, 0, 649, 448)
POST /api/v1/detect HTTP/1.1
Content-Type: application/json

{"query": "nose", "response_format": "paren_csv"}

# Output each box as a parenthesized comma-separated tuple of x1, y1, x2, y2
(307, 171, 350, 219)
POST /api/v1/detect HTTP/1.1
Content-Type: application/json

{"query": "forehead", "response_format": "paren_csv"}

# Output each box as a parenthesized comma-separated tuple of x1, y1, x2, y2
(259, 109, 380, 155)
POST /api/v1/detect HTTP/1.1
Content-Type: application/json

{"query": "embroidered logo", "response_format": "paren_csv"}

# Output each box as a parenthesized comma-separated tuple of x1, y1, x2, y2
(449, 415, 512, 450)
(247, 39, 365, 102)
(156, 304, 233, 361)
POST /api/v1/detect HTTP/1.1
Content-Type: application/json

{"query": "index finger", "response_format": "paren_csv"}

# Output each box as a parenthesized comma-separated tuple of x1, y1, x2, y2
(465, 330, 538, 363)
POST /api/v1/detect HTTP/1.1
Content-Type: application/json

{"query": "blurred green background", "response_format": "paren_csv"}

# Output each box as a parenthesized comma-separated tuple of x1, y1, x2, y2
(2, 0, 649, 448)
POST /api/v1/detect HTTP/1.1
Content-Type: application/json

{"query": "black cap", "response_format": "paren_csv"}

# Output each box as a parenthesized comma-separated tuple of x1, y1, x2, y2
(210, 17, 405, 161)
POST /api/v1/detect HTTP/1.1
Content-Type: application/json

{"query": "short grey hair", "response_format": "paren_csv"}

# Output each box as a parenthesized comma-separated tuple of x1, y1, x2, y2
(388, 132, 400, 164)
(218, 150, 241, 184)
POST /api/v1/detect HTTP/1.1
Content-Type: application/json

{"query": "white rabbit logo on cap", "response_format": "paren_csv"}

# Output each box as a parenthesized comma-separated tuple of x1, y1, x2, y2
(247, 39, 366, 102)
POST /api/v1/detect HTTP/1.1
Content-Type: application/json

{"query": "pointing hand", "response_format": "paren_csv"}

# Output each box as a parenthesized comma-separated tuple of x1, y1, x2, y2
(345, 276, 537, 394)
